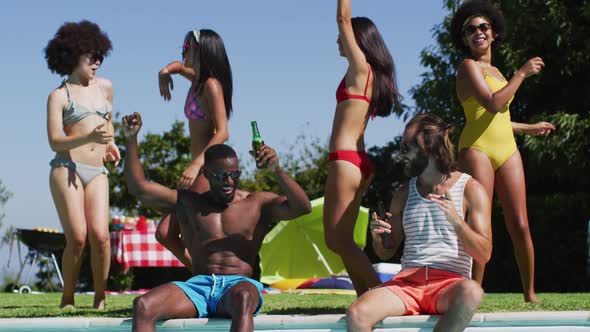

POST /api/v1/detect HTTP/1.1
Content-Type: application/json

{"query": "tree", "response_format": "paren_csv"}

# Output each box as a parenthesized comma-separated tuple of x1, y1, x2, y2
(0, 180, 13, 247)
(408, 0, 590, 178)
(0, 180, 12, 226)
(106, 0, 590, 292)
(239, 133, 329, 201)
(367, 0, 590, 292)
(108, 119, 331, 217)
(108, 118, 192, 218)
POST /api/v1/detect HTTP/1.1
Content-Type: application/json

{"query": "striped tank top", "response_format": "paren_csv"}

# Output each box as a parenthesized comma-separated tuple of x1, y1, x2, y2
(401, 173, 472, 278)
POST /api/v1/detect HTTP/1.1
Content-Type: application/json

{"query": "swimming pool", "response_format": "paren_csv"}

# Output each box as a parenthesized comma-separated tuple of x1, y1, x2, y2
(0, 311, 588, 331)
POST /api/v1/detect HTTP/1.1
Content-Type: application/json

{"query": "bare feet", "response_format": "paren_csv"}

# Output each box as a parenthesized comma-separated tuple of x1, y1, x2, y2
(60, 297, 74, 309)
(524, 294, 541, 303)
(93, 298, 106, 310)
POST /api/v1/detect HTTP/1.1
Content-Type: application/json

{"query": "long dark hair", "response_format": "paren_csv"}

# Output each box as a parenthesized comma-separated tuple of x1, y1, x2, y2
(351, 17, 401, 117)
(184, 29, 233, 118)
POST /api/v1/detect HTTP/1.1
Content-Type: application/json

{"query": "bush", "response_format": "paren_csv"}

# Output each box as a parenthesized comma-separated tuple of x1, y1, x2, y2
(483, 192, 590, 292)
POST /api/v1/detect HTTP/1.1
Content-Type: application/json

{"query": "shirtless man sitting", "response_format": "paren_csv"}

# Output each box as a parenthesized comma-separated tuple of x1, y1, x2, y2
(122, 113, 311, 332)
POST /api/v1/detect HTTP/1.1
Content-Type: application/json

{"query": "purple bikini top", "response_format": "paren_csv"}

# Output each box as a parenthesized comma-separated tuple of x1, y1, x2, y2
(184, 87, 208, 121)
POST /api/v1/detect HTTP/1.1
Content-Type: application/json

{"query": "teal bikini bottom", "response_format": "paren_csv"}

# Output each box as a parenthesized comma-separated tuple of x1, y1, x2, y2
(50, 158, 108, 187)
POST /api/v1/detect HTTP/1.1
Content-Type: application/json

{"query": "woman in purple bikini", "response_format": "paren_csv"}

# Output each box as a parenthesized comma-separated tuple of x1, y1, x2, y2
(156, 29, 233, 268)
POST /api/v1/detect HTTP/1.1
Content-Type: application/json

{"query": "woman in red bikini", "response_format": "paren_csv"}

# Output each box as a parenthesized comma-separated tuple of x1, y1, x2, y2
(156, 29, 233, 269)
(324, 0, 401, 296)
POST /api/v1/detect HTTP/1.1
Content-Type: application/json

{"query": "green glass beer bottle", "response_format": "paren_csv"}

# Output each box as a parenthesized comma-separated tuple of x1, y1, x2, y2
(251, 121, 264, 169)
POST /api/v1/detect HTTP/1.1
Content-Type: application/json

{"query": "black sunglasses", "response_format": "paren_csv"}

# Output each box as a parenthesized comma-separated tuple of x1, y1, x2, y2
(463, 22, 491, 35)
(400, 139, 420, 155)
(206, 170, 241, 182)
(182, 35, 199, 56)
(400, 141, 408, 154)
(88, 53, 104, 64)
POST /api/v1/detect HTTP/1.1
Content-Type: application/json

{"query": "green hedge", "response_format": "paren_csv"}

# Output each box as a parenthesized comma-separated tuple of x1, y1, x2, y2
(483, 192, 589, 292)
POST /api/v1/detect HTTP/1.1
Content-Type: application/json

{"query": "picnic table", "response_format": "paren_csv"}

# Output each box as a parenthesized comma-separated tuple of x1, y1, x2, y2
(110, 229, 185, 271)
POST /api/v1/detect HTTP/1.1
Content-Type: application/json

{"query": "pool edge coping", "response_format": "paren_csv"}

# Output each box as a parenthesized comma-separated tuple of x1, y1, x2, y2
(0, 311, 588, 328)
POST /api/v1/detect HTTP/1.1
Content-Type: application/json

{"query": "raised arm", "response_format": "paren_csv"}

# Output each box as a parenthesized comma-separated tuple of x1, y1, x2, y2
(371, 184, 407, 260)
(178, 78, 229, 190)
(158, 61, 196, 101)
(337, 0, 368, 73)
(160, 61, 195, 81)
(47, 88, 112, 152)
(457, 57, 544, 113)
(257, 145, 311, 222)
(123, 113, 177, 212)
(429, 179, 492, 264)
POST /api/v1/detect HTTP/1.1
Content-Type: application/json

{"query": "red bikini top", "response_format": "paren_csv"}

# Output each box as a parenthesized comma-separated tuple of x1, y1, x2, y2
(336, 65, 372, 104)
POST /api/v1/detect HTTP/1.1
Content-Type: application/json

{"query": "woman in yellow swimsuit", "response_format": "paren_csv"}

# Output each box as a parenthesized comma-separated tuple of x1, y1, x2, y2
(451, 0, 555, 303)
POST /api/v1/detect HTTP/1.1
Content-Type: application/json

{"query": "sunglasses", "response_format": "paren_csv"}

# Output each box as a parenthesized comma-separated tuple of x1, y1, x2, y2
(88, 53, 104, 64)
(400, 140, 418, 155)
(206, 170, 241, 182)
(182, 35, 199, 55)
(400, 141, 408, 154)
(183, 42, 199, 53)
(463, 22, 491, 35)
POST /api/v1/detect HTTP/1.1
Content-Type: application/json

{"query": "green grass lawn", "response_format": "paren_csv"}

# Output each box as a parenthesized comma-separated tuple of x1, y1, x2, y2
(0, 293, 588, 318)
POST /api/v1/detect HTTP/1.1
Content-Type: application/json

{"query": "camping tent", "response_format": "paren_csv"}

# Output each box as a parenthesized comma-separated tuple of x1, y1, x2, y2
(259, 197, 369, 285)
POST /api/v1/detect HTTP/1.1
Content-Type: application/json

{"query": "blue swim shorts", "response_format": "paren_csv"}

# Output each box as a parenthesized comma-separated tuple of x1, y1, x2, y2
(172, 274, 264, 318)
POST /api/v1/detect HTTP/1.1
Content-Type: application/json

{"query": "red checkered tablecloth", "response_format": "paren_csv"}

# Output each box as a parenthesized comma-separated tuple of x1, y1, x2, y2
(110, 229, 185, 270)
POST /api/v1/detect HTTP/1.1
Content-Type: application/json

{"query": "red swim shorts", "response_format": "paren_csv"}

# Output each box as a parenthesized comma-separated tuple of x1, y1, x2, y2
(381, 267, 465, 315)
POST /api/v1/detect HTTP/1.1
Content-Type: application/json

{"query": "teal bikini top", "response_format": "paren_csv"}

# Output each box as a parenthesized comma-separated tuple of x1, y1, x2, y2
(62, 80, 111, 126)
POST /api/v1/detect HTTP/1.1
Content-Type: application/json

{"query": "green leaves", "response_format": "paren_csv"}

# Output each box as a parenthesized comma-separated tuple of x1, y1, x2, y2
(108, 116, 191, 218)
(239, 134, 329, 201)
(0, 180, 13, 245)
(523, 113, 590, 168)
(403, 0, 590, 190)
(108, 120, 330, 218)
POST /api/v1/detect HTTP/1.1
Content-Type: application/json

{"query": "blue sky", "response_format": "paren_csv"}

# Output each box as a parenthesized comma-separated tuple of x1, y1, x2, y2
(0, 1, 448, 279)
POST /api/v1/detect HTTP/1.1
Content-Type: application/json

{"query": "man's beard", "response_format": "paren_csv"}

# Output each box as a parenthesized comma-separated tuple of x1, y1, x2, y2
(404, 153, 429, 177)
(210, 188, 234, 206)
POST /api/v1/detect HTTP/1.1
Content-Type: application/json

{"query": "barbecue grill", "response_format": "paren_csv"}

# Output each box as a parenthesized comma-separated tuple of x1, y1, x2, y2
(13, 228, 66, 293)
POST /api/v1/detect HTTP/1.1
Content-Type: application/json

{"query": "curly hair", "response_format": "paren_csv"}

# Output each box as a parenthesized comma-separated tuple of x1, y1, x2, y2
(450, 0, 506, 55)
(44, 20, 112, 76)
(405, 114, 457, 175)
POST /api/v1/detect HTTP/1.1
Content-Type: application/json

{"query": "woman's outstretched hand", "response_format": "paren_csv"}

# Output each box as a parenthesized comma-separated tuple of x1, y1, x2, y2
(525, 121, 555, 136)
(159, 69, 174, 101)
(518, 57, 545, 78)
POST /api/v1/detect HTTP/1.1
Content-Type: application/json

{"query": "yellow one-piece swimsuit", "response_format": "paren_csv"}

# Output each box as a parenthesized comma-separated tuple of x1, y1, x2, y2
(458, 66, 517, 171)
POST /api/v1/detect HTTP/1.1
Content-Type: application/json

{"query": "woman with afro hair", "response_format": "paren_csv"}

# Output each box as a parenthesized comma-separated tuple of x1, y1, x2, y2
(451, 0, 554, 303)
(45, 20, 119, 309)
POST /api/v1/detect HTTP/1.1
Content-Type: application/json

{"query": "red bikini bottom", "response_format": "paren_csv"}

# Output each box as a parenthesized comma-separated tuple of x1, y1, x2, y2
(328, 150, 373, 179)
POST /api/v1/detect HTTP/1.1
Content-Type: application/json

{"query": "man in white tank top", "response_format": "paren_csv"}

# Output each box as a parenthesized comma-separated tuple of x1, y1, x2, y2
(347, 114, 492, 332)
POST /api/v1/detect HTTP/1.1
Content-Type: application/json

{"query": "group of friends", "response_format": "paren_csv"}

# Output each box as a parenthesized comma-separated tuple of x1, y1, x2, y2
(44, 1, 556, 331)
